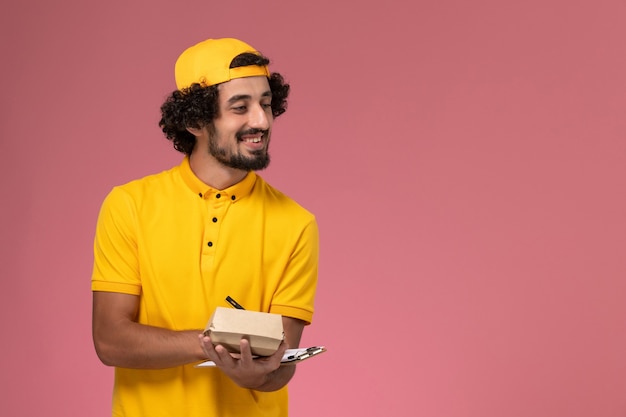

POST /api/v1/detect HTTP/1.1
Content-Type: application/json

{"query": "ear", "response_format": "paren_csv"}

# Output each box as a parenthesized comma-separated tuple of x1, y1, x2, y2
(186, 126, 204, 137)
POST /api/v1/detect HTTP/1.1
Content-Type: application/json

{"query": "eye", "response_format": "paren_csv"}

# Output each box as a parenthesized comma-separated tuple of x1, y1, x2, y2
(232, 105, 247, 112)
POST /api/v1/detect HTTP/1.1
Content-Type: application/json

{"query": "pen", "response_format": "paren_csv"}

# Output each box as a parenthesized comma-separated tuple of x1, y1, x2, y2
(226, 296, 245, 310)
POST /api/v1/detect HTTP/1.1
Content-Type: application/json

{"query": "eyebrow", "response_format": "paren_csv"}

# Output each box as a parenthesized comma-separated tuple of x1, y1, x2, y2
(226, 90, 272, 104)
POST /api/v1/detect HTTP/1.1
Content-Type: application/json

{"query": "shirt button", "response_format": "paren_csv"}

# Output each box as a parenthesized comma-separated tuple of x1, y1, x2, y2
(207, 241, 213, 247)
(216, 194, 221, 198)
(212, 217, 217, 223)
(231, 195, 236, 200)
(198, 193, 203, 198)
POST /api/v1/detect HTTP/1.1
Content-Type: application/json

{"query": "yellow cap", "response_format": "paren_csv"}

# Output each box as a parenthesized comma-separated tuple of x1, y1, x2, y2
(174, 38, 270, 90)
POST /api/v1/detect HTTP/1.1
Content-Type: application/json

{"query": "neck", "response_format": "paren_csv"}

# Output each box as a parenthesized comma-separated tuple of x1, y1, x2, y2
(188, 151, 248, 190)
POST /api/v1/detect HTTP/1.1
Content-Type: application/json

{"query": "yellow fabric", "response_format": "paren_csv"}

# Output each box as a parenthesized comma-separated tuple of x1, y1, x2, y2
(175, 38, 270, 89)
(91, 157, 318, 417)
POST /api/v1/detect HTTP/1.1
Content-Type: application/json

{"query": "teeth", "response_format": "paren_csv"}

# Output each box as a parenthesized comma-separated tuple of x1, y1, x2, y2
(244, 137, 261, 143)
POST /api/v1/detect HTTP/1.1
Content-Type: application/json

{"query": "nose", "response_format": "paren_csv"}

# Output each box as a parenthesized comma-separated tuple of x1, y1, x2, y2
(248, 103, 271, 130)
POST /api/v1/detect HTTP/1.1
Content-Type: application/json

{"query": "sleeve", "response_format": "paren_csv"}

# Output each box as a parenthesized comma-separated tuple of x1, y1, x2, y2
(269, 218, 319, 324)
(91, 186, 142, 295)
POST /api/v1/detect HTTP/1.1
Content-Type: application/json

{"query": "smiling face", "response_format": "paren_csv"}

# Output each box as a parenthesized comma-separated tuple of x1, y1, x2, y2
(206, 76, 274, 171)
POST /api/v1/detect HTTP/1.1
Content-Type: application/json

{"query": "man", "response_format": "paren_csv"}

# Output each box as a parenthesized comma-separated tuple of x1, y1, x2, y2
(91, 37, 319, 417)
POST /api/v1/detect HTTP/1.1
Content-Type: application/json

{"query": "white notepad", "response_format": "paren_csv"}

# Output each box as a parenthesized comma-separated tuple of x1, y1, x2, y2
(195, 346, 326, 367)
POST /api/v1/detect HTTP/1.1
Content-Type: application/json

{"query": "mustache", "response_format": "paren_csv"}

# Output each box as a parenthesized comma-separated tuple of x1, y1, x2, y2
(236, 128, 268, 140)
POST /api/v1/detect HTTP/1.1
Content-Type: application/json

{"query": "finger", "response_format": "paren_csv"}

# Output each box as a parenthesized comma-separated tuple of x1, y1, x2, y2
(214, 344, 236, 366)
(276, 340, 289, 355)
(252, 340, 287, 368)
(201, 336, 231, 365)
(269, 341, 288, 366)
(199, 334, 216, 358)
(238, 338, 254, 366)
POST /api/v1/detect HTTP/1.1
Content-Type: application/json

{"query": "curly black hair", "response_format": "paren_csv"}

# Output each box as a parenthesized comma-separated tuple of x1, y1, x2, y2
(159, 52, 290, 155)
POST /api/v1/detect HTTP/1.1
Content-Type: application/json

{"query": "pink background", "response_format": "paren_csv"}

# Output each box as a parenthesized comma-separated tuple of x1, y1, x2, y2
(1, 0, 625, 416)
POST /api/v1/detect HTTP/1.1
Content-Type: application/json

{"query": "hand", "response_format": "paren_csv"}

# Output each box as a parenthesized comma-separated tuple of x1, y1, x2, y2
(199, 335, 288, 390)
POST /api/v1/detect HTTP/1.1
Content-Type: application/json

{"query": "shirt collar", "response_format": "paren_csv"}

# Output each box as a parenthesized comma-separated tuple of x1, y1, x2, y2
(178, 156, 257, 203)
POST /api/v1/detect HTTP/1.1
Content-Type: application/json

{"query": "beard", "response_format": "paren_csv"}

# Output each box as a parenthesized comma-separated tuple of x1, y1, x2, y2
(207, 127, 271, 171)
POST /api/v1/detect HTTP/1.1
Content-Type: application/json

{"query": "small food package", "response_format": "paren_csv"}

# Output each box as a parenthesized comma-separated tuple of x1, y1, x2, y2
(204, 307, 284, 356)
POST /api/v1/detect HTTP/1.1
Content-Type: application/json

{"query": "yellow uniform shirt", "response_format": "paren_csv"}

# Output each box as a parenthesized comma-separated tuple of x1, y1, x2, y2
(92, 157, 318, 417)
